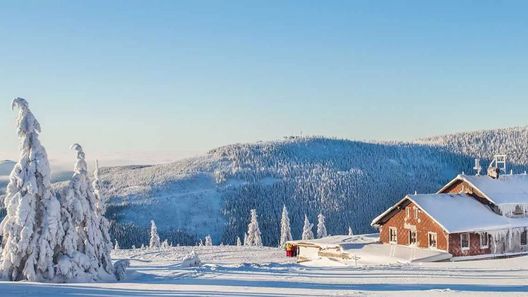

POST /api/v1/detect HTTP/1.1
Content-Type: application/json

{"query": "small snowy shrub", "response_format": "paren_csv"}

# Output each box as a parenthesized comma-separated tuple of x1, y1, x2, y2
(181, 250, 201, 268)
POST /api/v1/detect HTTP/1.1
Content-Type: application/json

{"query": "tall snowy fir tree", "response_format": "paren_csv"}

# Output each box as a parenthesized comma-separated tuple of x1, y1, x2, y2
(317, 213, 327, 239)
(302, 215, 314, 240)
(204, 235, 213, 246)
(279, 205, 292, 247)
(149, 220, 161, 248)
(0, 98, 62, 281)
(246, 209, 262, 246)
(92, 160, 115, 278)
(56, 144, 115, 281)
(348, 226, 353, 236)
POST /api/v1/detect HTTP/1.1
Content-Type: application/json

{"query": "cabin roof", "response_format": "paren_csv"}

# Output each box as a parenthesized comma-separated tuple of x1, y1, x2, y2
(439, 174, 528, 206)
(372, 193, 528, 233)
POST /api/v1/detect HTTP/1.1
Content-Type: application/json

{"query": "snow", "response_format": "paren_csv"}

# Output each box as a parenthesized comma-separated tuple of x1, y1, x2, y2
(1, 245, 528, 296)
(302, 215, 314, 240)
(279, 205, 292, 247)
(316, 213, 327, 238)
(410, 194, 524, 233)
(451, 174, 528, 205)
(374, 194, 528, 233)
(245, 209, 262, 247)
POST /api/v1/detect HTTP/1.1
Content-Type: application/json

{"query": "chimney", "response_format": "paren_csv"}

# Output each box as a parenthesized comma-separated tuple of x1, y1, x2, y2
(488, 167, 500, 179)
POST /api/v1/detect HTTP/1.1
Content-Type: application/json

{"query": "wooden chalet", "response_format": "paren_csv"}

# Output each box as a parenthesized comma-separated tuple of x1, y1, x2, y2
(372, 162, 528, 259)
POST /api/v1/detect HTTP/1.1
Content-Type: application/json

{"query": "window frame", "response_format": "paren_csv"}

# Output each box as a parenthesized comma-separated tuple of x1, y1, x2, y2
(479, 232, 489, 249)
(428, 232, 437, 249)
(521, 230, 528, 246)
(406, 207, 410, 219)
(414, 207, 419, 220)
(408, 230, 417, 246)
(460, 233, 470, 250)
(389, 227, 398, 244)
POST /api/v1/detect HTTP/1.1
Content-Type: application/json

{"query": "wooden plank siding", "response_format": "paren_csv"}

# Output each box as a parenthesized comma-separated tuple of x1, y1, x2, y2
(379, 201, 449, 251)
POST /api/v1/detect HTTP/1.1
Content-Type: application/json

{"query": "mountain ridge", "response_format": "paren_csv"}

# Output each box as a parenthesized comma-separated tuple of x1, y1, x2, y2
(3, 126, 528, 247)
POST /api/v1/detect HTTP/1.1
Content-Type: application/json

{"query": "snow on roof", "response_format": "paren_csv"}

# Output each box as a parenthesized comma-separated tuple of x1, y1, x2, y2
(409, 194, 520, 233)
(372, 193, 528, 233)
(286, 234, 379, 249)
(455, 174, 528, 205)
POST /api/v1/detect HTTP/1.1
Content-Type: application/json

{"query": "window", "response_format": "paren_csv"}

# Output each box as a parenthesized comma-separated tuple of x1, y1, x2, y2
(389, 227, 397, 244)
(409, 230, 417, 245)
(522, 230, 528, 246)
(514, 205, 524, 216)
(428, 232, 437, 248)
(414, 207, 419, 220)
(461, 233, 470, 250)
(406, 207, 410, 219)
(480, 232, 489, 248)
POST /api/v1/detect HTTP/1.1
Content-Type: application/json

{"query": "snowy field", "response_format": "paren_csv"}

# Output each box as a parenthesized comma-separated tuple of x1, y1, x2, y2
(0, 246, 527, 296)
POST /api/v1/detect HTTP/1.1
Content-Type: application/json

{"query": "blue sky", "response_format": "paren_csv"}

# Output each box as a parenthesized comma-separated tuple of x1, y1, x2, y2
(0, 1, 527, 165)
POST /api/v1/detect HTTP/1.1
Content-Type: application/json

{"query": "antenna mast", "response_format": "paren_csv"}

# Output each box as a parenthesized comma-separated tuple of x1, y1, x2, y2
(489, 154, 507, 174)
(473, 159, 482, 176)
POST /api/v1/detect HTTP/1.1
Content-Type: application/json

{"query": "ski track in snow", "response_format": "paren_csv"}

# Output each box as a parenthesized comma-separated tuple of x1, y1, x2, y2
(1, 246, 528, 296)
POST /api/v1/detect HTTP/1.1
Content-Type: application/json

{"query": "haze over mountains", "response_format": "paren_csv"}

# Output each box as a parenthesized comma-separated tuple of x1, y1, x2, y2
(2, 126, 528, 247)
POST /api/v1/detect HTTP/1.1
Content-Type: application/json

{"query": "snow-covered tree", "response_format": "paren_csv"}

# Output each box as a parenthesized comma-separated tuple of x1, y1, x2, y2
(246, 209, 262, 246)
(114, 240, 120, 250)
(317, 213, 327, 239)
(243, 233, 248, 246)
(204, 235, 213, 246)
(236, 236, 242, 247)
(56, 144, 116, 281)
(348, 226, 353, 236)
(161, 239, 169, 249)
(279, 205, 292, 247)
(149, 220, 161, 249)
(0, 98, 62, 281)
(91, 160, 115, 277)
(302, 215, 314, 240)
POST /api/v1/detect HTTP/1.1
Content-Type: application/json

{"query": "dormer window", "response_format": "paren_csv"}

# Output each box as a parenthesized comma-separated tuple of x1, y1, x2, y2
(513, 205, 524, 216)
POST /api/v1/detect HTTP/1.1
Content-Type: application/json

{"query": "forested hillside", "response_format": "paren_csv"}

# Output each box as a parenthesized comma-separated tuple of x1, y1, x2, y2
(418, 126, 528, 165)
(3, 127, 528, 248)
(100, 137, 480, 247)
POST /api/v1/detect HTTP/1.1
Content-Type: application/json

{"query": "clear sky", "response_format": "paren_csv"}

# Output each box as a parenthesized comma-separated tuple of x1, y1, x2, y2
(0, 1, 527, 166)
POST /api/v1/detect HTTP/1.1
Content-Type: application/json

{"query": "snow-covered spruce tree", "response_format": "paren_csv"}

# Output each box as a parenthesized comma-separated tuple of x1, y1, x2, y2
(204, 235, 213, 246)
(55, 144, 115, 281)
(149, 220, 161, 249)
(302, 215, 314, 240)
(0, 98, 62, 282)
(348, 226, 353, 236)
(279, 205, 292, 247)
(246, 209, 262, 246)
(316, 213, 327, 239)
(114, 240, 120, 250)
(236, 236, 242, 247)
(243, 233, 248, 246)
(92, 160, 115, 277)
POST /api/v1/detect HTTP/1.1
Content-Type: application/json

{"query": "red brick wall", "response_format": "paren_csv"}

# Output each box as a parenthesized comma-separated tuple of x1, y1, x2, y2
(379, 201, 448, 251)
(449, 232, 491, 257)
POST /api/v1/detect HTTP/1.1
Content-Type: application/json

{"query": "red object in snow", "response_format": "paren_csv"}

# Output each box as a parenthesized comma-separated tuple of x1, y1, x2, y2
(285, 243, 297, 257)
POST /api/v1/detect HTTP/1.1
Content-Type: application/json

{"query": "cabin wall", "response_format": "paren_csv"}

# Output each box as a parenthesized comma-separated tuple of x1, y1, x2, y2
(379, 201, 448, 251)
(448, 232, 491, 257)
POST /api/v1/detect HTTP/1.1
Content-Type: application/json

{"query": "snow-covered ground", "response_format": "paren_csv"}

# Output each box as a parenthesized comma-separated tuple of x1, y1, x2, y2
(0, 245, 527, 296)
